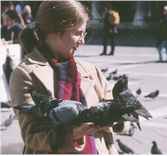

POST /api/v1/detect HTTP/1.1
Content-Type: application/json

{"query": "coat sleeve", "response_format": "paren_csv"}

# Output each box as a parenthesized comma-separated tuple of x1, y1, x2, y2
(93, 66, 119, 154)
(93, 65, 113, 100)
(9, 65, 60, 153)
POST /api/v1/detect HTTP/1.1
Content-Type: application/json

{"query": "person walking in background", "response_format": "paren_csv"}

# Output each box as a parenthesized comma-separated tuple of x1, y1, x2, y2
(157, 5, 167, 62)
(1, 10, 23, 43)
(22, 5, 33, 25)
(100, 6, 120, 56)
(1, 1, 15, 13)
(15, 2, 27, 28)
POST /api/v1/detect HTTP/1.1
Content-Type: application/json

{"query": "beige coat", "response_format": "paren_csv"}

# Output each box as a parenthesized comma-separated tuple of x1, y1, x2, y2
(10, 48, 118, 154)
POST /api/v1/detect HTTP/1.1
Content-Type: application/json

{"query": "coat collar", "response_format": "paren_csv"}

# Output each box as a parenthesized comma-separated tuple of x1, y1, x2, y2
(26, 48, 49, 66)
(25, 48, 90, 78)
(26, 48, 88, 71)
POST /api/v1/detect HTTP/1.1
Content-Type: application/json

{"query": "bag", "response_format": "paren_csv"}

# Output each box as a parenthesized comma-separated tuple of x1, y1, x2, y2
(108, 10, 120, 25)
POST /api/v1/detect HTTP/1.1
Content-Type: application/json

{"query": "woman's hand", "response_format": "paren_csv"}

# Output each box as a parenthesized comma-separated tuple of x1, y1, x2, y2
(57, 123, 109, 153)
(72, 122, 107, 140)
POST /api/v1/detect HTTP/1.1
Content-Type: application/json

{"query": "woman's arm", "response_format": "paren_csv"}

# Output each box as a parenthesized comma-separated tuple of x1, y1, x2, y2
(9, 65, 60, 153)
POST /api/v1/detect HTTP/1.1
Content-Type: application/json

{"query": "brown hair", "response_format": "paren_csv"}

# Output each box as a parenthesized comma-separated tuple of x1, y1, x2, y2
(36, 0, 89, 34)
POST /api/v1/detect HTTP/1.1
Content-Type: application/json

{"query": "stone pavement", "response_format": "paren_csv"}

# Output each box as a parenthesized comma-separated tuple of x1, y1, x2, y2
(1, 45, 167, 154)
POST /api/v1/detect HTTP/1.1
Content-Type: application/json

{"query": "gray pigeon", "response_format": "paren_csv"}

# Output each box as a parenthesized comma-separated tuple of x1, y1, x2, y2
(110, 69, 118, 75)
(144, 90, 159, 99)
(117, 139, 135, 154)
(136, 88, 142, 96)
(1, 102, 11, 108)
(151, 141, 162, 154)
(128, 122, 137, 136)
(0, 114, 15, 130)
(101, 68, 108, 73)
(3, 54, 14, 84)
(112, 75, 152, 130)
(119, 89, 152, 120)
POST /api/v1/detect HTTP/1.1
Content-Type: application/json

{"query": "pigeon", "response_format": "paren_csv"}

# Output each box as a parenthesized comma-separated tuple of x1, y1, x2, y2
(127, 122, 137, 136)
(0, 114, 15, 130)
(112, 75, 152, 130)
(118, 150, 125, 154)
(1, 102, 11, 108)
(119, 90, 152, 120)
(112, 74, 128, 99)
(106, 73, 113, 81)
(101, 68, 108, 73)
(144, 90, 159, 99)
(112, 122, 124, 132)
(106, 69, 119, 81)
(110, 69, 118, 75)
(130, 112, 142, 131)
(3, 55, 14, 84)
(151, 141, 162, 154)
(116, 139, 135, 154)
(136, 88, 142, 96)
(112, 75, 122, 81)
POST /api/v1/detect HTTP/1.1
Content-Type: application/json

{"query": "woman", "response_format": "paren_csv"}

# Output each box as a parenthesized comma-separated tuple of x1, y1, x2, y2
(10, 1, 118, 154)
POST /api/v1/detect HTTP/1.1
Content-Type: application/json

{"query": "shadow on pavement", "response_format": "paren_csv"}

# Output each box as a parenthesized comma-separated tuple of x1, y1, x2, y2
(114, 60, 164, 66)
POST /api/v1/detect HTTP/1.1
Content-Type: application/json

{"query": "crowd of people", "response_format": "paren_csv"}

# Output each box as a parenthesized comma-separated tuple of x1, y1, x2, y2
(1, 2, 167, 62)
(1, 2, 34, 43)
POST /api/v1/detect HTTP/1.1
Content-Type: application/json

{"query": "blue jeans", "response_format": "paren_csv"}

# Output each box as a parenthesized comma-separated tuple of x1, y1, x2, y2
(158, 41, 167, 62)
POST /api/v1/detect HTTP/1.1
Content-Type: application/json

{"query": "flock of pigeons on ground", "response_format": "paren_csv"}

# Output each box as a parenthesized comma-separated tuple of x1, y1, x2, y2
(101, 67, 160, 99)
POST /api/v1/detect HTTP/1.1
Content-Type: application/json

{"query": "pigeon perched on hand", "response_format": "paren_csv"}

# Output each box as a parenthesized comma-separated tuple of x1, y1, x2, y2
(144, 90, 159, 99)
(151, 141, 162, 154)
(112, 75, 152, 130)
(128, 122, 137, 136)
(119, 90, 152, 120)
(116, 139, 135, 154)
(130, 112, 142, 130)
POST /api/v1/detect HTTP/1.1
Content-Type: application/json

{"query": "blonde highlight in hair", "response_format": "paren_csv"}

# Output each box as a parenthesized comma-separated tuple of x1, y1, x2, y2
(36, 0, 88, 34)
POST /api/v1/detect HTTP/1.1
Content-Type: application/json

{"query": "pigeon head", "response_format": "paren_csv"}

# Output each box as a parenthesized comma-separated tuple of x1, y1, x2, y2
(118, 89, 152, 120)
(152, 141, 157, 146)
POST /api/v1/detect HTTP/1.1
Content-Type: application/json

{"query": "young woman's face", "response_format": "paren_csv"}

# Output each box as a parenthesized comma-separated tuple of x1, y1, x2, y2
(46, 22, 87, 59)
